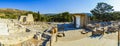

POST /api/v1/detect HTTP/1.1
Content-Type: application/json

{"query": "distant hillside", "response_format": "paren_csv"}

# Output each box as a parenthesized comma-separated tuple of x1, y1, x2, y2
(44, 13, 93, 16)
(0, 8, 30, 16)
(44, 13, 58, 16)
(0, 8, 36, 19)
(0, 8, 93, 22)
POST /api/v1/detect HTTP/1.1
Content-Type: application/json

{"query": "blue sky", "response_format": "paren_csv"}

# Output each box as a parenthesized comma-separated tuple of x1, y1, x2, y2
(0, 0, 119, 13)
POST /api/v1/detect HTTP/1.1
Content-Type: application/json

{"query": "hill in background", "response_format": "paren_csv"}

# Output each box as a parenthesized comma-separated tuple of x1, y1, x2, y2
(0, 8, 35, 19)
(0, 8, 93, 22)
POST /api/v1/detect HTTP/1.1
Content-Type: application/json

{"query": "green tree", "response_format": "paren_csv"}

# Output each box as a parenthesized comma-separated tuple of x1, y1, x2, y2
(61, 12, 72, 22)
(37, 11, 41, 21)
(91, 2, 114, 21)
(112, 11, 120, 20)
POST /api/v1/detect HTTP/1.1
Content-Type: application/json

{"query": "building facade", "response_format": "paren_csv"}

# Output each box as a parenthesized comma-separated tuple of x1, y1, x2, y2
(72, 14, 90, 28)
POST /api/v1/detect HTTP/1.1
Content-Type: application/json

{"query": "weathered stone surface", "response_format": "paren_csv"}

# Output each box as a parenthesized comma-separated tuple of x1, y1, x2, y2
(33, 32, 42, 40)
(0, 23, 9, 35)
(18, 14, 34, 23)
(0, 19, 52, 46)
(18, 16, 26, 22)
(26, 14, 34, 22)
(57, 33, 64, 37)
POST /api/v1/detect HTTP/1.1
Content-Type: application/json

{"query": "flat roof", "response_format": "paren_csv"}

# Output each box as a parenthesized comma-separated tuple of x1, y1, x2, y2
(71, 13, 92, 16)
(72, 13, 85, 15)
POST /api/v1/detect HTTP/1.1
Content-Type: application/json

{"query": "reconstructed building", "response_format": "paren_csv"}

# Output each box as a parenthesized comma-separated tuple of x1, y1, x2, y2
(18, 14, 34, 22)
(72, 13, 90, 28)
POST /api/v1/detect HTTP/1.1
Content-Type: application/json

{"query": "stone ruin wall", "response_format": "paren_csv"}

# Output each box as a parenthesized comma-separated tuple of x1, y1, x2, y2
(26, 14, 34, 22)
(18, 14, 34, 23)
(0, 19, 26, 34)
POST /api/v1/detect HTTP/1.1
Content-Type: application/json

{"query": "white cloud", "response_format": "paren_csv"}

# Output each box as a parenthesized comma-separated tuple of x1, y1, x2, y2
(107, 0, 120, 11)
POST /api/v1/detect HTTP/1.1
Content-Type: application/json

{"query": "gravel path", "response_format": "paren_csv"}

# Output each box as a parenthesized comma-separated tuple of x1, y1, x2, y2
(54, 37, 117, 46)
(54, 30, 118, 46)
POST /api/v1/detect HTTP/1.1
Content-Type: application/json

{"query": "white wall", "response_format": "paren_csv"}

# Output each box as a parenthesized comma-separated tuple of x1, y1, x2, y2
(75, 16, 80, 28)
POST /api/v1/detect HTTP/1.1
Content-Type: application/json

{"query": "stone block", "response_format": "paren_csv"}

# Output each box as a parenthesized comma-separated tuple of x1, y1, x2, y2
(0, 23, 9, 35)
